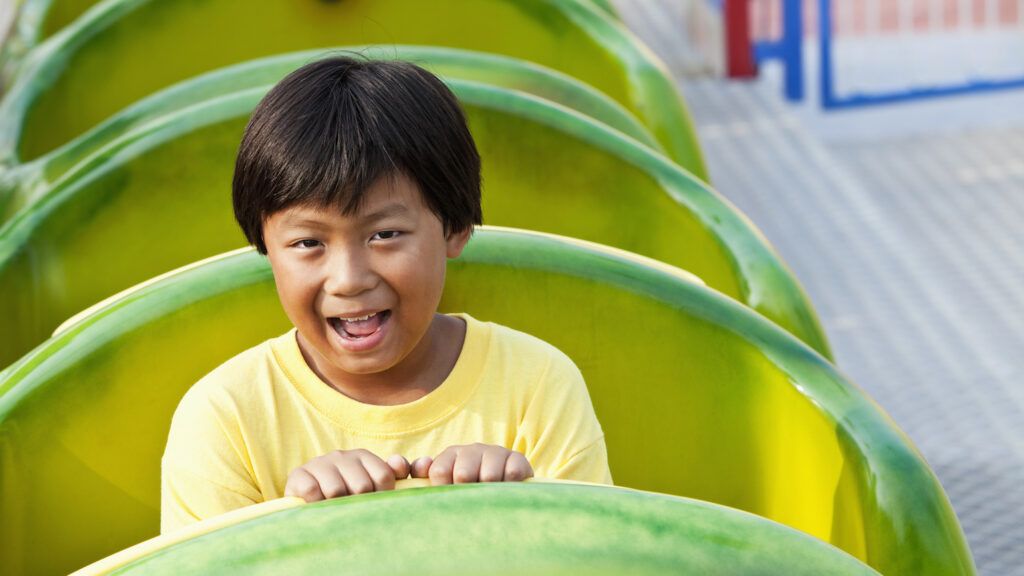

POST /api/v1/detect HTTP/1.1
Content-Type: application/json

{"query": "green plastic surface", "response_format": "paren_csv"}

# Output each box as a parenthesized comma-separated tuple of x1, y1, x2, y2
(588, 0, 618, 19)
(6, 0, 619, 45)
(0, 73, 829, 370)
(0, 46, 659, 219)
(113, 483, 877, 575)
(0, 0, 706, 178)
(0, 229, 974, 575)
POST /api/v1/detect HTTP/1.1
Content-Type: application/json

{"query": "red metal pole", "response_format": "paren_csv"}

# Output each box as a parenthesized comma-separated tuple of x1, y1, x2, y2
(725, 0, 757, 77)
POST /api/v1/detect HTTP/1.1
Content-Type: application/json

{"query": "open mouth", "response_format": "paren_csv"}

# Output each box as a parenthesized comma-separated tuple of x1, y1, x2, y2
(327, 310, 392, 340)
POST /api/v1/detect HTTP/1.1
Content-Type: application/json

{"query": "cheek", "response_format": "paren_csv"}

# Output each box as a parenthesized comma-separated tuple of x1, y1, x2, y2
(385, 248, 447, 302)
(418, 246, 448, 286)
(270, 261, 320, 319)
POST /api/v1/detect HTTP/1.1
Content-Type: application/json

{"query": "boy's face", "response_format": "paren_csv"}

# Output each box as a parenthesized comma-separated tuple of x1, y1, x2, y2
(262, 173, 470, 384)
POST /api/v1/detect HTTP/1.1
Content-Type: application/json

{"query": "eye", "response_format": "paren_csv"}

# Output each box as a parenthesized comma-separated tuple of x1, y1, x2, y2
(371, 230, 401, 241)
(292, 239, 322, 249)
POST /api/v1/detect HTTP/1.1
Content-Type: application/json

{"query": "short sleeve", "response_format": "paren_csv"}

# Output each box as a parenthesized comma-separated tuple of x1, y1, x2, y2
(549, 434, 613, 485)
(160, 384, 263, 534)
(515, 348, 614, 486)
(161, 464, 261, 534)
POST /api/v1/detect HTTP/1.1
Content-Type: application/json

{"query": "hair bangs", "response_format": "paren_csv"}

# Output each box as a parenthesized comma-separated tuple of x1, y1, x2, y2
(233, 55, 481, 254)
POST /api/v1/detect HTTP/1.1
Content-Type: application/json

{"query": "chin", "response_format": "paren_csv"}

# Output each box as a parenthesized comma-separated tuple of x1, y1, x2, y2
(336, 359, 392, 375)
(330, 348, 403, 374)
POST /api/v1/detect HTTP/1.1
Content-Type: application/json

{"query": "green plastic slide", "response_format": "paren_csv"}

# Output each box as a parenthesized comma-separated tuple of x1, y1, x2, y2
(0, 69, 829, 371)
(0, 46, 660, 220)
(2, 0, 619, 48)
(0, 0, 706, 178)
(0, 228, 973, 575)
(79, 483, 877, 575)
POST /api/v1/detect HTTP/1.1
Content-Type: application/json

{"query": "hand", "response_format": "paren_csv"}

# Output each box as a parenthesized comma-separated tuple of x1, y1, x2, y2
(409, 443, 534, 485)
(284, 449, 411, 503)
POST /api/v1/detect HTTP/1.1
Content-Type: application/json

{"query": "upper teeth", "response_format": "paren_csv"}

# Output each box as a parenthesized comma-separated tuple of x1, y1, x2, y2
(339, 312, 377, 322)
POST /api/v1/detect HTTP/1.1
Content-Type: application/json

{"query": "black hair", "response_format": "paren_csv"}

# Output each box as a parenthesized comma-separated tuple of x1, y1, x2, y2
(232, 54, 482, 254)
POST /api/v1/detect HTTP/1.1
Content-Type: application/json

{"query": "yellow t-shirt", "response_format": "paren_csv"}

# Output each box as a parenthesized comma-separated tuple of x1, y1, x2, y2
(160, 313, 612, 534)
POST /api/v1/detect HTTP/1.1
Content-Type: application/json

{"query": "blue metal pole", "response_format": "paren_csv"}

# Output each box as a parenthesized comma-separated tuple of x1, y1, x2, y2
(782, 0, 804, 100)
(751, 0, 806, 102)
(819, 0, 835, 108)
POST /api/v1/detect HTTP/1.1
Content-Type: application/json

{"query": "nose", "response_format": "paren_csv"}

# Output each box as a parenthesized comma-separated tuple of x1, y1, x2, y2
(323, 246, 379, 297)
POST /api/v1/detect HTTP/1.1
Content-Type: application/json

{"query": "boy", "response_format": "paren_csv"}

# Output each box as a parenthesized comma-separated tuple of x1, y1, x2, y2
(161, 55, 612, 534)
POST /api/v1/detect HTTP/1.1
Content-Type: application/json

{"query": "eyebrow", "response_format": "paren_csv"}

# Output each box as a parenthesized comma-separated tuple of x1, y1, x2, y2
(278, 203, 410, 229)
(361, 203, 410, 223)
(280, 216, 329, 229)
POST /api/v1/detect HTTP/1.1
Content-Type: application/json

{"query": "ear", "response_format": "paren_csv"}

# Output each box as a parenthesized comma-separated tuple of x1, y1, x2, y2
(445, 226, 473, 259)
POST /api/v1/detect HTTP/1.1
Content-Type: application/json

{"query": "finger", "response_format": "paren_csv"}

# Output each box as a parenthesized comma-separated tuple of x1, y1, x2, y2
(452, 444, 484, 484)
(306, 460, 348, 499)
(336, 456, 376, 495)
(387, 454, 411, 480)
(428, 447, 458, 485)
(504, 452, 534, 482)
(479, 445, 511, 482)
(285, 467, 329, 503)
(359, 452, 398, 492)
(410, 456, 433, 479)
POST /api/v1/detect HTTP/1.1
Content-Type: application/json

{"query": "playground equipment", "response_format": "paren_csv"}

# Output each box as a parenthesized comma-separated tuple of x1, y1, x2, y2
(0, 61, 830, 370)
(0, 1, 978, 574)
(75, 482, 877, 575)
(0, 229, 972, 575)
(0, 0, 706, 177)
(0, 45, 659, 220)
